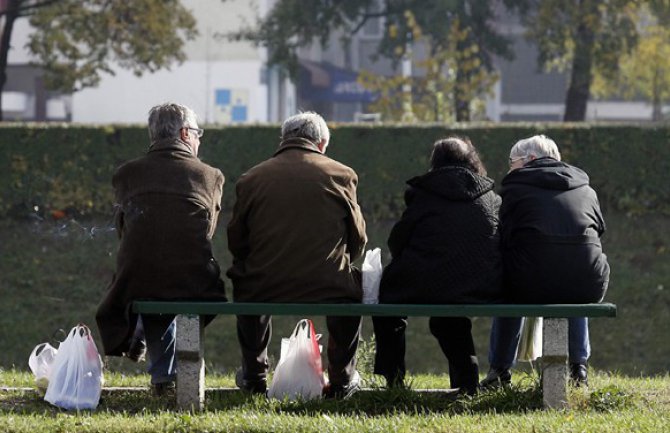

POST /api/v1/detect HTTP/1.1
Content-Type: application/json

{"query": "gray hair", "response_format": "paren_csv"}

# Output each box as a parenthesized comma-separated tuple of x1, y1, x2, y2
(281, 111, 330, 145)
(148, 103, 198, 142)
(510, 134, 562, 162)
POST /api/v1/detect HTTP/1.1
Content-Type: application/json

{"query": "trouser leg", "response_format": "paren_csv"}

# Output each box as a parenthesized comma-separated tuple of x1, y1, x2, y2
(325, 315, 362, 387)
(371, 316, 407, 383)
(142, 314, 177, 385)
(568, 317, 590, 365)
(131, 316, 145, 342)
(429, 317, 479, 391)
(488, 317, 523, 370)
(236, 315, 271, 382)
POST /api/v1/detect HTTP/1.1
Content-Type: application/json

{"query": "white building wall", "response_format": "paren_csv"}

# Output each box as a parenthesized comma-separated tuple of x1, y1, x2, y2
(6, 19, 34, 64)
(72, 61, 268, 124)
(67, 0, 272, 124)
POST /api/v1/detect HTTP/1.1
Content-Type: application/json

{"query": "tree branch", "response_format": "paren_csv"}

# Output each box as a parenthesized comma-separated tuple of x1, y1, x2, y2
(348, 11, 389, 35)
(0, 0, 60, 18)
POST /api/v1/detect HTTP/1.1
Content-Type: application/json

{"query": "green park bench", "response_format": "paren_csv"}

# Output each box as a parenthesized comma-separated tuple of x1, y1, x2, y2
(132, 301, 617, 411)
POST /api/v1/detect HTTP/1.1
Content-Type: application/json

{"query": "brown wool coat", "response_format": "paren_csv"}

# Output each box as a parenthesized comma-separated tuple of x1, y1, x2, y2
(227, 137, 367, 303)
(96, 138, 227, 356)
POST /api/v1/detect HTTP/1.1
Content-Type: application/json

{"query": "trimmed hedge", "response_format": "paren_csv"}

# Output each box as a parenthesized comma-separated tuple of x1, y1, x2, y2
(1, 123, 668, 220)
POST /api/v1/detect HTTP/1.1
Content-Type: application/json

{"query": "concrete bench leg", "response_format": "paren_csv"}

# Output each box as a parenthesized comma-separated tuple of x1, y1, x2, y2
(542, 318, 569, 409)
(175, 314, 204, 411)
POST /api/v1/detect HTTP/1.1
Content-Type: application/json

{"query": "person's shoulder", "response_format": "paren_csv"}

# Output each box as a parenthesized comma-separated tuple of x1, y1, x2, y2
(318, 155, 358, 179)
(196, 159, 224, 178)
(242, 156, 274, 177)
(113, 155, 146, 179)
(189, 161, 224, 192)
(479, 188, 502, 207)
(232, 157, 274, 187)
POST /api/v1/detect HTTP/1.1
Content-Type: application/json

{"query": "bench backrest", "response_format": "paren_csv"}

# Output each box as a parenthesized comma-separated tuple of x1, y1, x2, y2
(133, 302, 617, 318)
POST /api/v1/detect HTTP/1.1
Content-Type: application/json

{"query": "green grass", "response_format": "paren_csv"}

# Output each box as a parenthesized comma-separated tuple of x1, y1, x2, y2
(1, 370, 668, 433)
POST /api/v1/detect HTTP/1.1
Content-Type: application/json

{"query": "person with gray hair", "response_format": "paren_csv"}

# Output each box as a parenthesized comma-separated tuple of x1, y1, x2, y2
(280, 111, 330, 146)
(481, 134, 610, 389)
(147, 103, 203, 151)
(507, 134, 561, 167)
(227, 111, 367, 398)
(97, 102, 226, 395)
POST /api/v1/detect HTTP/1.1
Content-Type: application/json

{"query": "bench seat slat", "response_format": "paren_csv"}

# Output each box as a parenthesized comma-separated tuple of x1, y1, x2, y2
(133, 301, 616, 318)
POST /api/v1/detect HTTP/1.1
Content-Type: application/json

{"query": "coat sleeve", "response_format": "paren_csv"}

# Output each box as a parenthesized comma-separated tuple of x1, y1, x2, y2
(592, 190, 607, 236)
(207, 170, 225, 239)
(498, 185, 520, 247)
(113, 205, 124, 239)
(387, 187, 418, 258)
(111, 168, 125, 239)
(341, 171, 367, 261)
(227, 176, 251, 263)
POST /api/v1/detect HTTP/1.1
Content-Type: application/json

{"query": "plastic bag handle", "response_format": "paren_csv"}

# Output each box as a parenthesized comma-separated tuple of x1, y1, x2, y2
(30, 343, 49, 359)
(70, 324, 92, 339)
(291, 319, 311, 338)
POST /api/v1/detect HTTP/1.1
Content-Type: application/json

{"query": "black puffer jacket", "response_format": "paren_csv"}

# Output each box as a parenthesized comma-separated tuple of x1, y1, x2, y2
(379, 165, 503, 304)
(500, 157, 610, 303)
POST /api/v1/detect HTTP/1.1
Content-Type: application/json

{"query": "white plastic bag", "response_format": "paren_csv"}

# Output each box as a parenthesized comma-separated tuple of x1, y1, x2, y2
(362, 248, 382, 304)
(44, 324, 104, 410)
(29, 343, 58, 391)
(516, 317, 543, 362)
(268, 319, 326, 401)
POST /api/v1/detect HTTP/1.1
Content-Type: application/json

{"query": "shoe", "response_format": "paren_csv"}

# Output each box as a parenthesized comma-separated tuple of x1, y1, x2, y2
(235, 368, 267, 394)
(323, 370, 361, 399)
(479, 368, 512, 389)
(569, 363, 588, 387)
(124, 337, 147, 363)
(384, 373, 406, 389)
(152, 381, 176, 397)
(443, 386, 478, 400)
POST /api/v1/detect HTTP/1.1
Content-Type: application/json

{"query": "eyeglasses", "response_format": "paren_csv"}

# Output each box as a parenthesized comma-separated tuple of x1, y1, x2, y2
(184, 127, 204, 138)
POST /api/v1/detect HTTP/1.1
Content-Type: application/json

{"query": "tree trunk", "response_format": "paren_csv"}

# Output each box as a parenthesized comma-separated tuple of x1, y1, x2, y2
(454, 67, 471, 122)
(652, 68, 662, 122)
(0, 0, 22, 121)
(563, 0, 598, 122)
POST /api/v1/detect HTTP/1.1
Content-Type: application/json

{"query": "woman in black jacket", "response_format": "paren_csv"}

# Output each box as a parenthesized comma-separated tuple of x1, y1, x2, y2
(373, 137, 503, 393)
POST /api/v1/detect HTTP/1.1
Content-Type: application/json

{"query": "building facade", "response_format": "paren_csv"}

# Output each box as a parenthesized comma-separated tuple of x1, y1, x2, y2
(0, 0, 662, 123)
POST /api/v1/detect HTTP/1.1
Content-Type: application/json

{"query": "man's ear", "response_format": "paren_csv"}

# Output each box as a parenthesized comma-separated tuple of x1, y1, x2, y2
(179, 127, 189, 141)
(317, 139, 328, 153)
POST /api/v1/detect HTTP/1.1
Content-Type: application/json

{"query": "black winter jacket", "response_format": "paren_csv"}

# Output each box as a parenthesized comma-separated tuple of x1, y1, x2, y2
(379, 165, 503, 304)
(500, 157, 610, 303)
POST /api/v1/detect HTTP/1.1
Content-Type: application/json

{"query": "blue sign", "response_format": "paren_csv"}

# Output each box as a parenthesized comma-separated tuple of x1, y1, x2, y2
(214, 88, 249, 123)
(299, 62, 377, 103)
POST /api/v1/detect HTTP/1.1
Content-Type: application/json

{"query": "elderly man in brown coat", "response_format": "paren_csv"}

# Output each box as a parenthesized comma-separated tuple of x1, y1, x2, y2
(96, 103, 227, 394)
(227, 111, 367, 398)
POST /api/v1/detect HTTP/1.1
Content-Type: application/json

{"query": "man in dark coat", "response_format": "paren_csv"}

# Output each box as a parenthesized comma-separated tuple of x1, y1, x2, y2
(96, 103, 227, 391)
(227, 111, 367, 397)
(481, 134, 610, 389)
(373, 137, 503, 393)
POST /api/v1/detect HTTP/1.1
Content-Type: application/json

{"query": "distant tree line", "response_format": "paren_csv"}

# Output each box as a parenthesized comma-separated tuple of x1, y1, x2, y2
(230, 0, 670, 122)
(2, 1, 668, 123)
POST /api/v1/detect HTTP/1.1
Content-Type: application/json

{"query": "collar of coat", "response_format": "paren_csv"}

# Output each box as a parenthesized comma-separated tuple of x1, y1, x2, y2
(149, 137, 196, 156)
(274, 137, 322, 156)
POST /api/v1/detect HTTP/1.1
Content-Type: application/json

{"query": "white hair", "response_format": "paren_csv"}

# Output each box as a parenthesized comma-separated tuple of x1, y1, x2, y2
(281, 111, 330, 145)
(148, 102, 198, 142)
(510, 134, 562, 161)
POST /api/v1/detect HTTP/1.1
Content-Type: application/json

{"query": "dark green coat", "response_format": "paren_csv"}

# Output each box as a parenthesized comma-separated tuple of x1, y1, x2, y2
(227, 137, 367, 303)
(96, 138, 227, 356)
